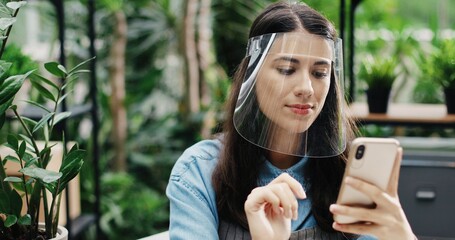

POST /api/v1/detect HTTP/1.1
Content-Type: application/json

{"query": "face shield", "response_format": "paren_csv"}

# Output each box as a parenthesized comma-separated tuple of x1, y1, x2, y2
(233, 32, 346, 158)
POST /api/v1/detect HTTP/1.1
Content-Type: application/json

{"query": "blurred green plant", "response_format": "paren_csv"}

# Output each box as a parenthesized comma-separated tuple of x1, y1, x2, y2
(414, 39, 455, 104)
(412, 76, 444, 104)
(358, 55, 399, 90)
(427, 39, 455, 90)
(0, 1, 90, 239)
(99, 172, 168, 240)
(0, 59, 89, 239)
(0, 44, 37, 82)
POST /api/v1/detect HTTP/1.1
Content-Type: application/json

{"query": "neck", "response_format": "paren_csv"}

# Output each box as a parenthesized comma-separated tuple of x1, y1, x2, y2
(267, 127, 304, 155)
(266, 126, 305, 168)
(267, 151, 301, 169)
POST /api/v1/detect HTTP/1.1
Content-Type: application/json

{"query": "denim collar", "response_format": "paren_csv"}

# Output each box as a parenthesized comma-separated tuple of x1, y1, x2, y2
(257, 155, 309, 186)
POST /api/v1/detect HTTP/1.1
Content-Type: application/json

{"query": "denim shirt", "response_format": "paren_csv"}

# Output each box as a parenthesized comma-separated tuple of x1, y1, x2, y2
(166, 138, 376, 240)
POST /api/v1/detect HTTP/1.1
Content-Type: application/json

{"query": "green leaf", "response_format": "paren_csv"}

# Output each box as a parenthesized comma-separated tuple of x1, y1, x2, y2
(0, 98, 14, 117)
(44, 62, 67, 78)
(18, 214, 31, 225)
(0, 3, 11, 15)
(31, 74, 59, 91)
(4, 177, 22, 183)
(68, 69, 90, 76)
(21, 116, 38, 128)
(25, 178, 34, 186)
(32, 112, 54, 133)
(0, 98, 12, 116)
(0, 70, 33, 105)
(19, 167, 62, 184)
(44, 120, 49, 142)
(22, 179, 34, 195)
(68, 56, 95, 75)
(24, 156, 39, 168)
(0, 60, 12, 81)
(4, 155, 20, 164)
(0, 17, 16, 31)
(57, 93, 69, 105)
(7, 134, 18, 151)
(18, 141, 26, 159)
(62, 148, 86, 169)
(0, 112, 4, 129)
(4, 214, 17, 227)
(57, 149, 85, 194)
(0, 190, 10, 213)
(10, 189, 22, 216)
(52, 112, 71, 126)
(18, 134, 33, 148)
(11, 181, 25, 192)
(40, 144, 54, 167)
(30, 79, 56, 102)
(6, 1, 27, 10)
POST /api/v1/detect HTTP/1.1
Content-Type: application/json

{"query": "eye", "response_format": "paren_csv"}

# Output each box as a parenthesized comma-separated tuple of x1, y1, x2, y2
(312, 69, 329, 79)
(277, 67, 296, 75)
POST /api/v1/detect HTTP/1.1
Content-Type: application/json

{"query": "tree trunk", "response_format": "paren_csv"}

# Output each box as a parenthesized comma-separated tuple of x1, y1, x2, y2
(109, 11, 127, 172)
(198, 0, 211, 107)
(184, 0, 200, 114)
(197, 0, 216, 138)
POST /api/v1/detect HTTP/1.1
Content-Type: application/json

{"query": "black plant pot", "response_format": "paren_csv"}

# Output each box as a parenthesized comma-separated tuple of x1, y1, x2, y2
(366, 87, 391, 114)
(444, 88, 455, 114)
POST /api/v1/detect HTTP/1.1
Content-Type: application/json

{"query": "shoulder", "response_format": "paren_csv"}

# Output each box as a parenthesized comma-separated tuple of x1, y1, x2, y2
(166, 138, 224, 237)
(168, 137, 224, 197)
(170, 138, 223, 180)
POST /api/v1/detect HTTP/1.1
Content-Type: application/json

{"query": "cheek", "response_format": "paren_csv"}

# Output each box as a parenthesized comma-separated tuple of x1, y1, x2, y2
(315, 81, 330, 104)
(256, 80, 284, 113)
(256, 72, 286, 104)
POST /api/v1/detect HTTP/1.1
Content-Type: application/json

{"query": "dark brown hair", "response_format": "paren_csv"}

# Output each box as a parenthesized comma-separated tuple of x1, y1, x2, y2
(212, 2, 357, 232)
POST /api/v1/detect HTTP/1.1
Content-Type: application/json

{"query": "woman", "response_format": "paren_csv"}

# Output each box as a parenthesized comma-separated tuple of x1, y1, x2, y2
(166, 2, 415, 239)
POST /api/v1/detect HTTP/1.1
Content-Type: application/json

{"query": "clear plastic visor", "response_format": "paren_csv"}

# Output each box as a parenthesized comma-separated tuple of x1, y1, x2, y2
(233, 32, 346, 157)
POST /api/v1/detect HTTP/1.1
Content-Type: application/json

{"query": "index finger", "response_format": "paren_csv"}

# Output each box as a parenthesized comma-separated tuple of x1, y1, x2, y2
(270, 173, 306, 199)
(386, 147, 403, 197)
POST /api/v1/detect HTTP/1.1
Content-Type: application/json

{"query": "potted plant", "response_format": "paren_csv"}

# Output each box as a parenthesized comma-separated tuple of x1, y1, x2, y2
(358, 54, 398, 113)
(0, 1, 88, 239)
(424, 39, 455, 114)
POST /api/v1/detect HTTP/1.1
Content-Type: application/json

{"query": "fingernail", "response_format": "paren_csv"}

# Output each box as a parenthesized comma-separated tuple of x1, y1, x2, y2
(329, 204, 339, 212)
(299, 187, 306, 199)
(287, 209, 293, 218)
(345, 176, 354, 184)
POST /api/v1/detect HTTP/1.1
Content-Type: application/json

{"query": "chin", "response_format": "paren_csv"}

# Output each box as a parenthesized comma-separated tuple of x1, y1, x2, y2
(281, 122, 312, 133)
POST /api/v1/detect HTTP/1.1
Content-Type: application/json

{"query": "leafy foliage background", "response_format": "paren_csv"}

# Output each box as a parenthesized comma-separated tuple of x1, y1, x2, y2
(1, 0, 454, 239)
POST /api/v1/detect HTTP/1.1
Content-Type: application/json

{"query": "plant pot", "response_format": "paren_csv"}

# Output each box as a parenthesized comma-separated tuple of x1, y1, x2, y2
(443, 88, 455, 114)
(38, 223, 69, 240)
(366, 87, 391, 114)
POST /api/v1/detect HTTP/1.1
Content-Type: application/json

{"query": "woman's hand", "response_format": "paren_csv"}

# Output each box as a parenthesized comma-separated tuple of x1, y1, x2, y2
(329, 147, 416, 240)
(244, 173, 306, 240)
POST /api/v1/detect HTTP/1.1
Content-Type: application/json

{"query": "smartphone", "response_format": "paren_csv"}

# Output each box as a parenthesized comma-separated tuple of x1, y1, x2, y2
(333, 137, 400, 224)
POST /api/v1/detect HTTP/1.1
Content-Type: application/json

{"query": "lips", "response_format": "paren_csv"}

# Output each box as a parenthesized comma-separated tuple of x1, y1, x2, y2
(287, 104, 313, 115)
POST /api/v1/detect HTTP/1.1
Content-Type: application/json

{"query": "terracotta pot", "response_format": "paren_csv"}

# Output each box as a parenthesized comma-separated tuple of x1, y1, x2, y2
(443, 88, 455, 114)
(366, 87, 391, 114)
(38, 223, 69, 240)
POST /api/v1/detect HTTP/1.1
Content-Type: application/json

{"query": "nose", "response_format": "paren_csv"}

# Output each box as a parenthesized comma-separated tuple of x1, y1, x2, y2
(293, 70, 314, 98)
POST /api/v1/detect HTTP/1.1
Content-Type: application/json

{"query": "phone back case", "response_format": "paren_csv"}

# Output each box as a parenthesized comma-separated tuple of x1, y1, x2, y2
(334, 137, 399, 224)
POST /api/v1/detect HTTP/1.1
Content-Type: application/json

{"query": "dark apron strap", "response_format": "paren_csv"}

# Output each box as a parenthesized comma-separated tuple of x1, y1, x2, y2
(219, 220, 353, 240)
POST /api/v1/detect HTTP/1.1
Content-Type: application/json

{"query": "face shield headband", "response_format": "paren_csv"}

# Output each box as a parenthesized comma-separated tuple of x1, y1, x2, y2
(233, 32, 346, 158)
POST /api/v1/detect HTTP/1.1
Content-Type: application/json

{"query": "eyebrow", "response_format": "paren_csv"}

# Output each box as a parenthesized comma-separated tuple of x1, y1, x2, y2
(274, 56, 300, 64)
(273, 56, 330, 66)
(314, 60, 330, 66)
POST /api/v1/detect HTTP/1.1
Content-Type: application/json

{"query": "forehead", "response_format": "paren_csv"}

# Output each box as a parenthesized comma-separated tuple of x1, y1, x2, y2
(267, 33, 334, 60)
